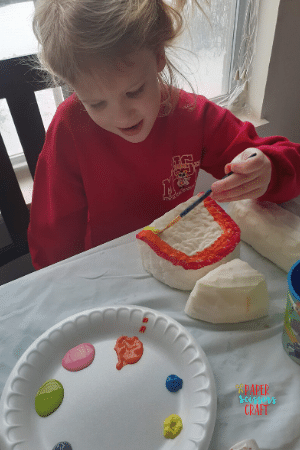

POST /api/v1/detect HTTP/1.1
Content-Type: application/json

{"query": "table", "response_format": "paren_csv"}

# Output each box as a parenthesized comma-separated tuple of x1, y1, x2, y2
(0, 200, 300, 450)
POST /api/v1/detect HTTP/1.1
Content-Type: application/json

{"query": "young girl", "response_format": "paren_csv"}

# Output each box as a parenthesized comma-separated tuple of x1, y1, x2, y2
(28, 0, 300, 270)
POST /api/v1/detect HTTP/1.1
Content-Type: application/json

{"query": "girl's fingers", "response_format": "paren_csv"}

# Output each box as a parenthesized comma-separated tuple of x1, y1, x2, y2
(211, 149, 272, 201)
(212, 187, 263, 203)
(227, 148, 261, 174)
(211, 170, 260, 194)
(211, 175, 268, 202)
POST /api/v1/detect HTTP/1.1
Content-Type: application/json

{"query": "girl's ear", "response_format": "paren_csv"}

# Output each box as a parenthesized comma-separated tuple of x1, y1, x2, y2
(157, 48, 166, 72)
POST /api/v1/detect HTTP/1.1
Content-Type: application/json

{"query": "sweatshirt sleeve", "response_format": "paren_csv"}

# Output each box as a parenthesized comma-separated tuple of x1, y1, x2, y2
(199, 99, 300, 203)
(28, 114, 88, 270)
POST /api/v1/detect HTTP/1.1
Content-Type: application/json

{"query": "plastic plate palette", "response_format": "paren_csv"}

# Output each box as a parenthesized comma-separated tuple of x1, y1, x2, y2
(0, 305, 216, 450)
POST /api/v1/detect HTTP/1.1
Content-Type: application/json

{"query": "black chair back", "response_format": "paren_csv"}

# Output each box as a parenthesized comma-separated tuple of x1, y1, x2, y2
(0, 54, 48, 266)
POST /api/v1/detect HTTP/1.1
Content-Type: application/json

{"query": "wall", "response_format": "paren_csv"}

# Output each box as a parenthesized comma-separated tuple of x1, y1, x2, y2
(258, 0, 300, 142)
(247, 0, 281, 121)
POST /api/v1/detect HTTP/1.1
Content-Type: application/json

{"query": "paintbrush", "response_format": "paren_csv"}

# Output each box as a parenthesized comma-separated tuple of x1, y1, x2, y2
(145, 152, 257, 236)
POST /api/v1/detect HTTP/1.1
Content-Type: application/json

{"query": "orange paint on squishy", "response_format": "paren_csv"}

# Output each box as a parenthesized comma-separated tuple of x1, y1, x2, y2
(136, 197, 240, 270)
(114, 336, 143, 370)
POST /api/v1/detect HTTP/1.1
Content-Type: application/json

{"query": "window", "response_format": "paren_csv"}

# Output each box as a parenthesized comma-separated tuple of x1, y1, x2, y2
(0, 0, 37, 60)
(168, 0, 258, 109)
(0, 0, 64, 162)
(0, 0, 258, 165)
(168, 0, 238, 99)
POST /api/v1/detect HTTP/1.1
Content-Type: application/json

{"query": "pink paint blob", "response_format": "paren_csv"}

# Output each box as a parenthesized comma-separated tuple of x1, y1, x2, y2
(62, 343, 95, 372)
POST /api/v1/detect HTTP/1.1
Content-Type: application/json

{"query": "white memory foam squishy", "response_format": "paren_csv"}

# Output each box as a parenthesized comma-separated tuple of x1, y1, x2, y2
(228, 199, 300, 272)
(229, 439, 260, 450)
(136, 195, 240, 290)
(184, 259, 269, 323)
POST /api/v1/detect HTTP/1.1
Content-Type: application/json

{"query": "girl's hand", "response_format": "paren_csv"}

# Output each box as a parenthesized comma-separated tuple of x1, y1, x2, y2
(210, 148, 272, 202)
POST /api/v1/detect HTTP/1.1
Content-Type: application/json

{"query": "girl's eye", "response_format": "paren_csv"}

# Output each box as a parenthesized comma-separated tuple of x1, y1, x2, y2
(90, 101, 106, 109)
(89, 84, 145, 108)
(127, 84, 145, 98)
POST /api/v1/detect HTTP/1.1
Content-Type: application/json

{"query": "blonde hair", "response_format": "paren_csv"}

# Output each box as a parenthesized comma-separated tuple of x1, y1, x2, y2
(33, 0, 210, 114)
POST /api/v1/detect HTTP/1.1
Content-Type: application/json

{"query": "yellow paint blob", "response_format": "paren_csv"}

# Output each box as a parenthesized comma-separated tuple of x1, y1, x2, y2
(143, 226, 159, 233)
(163, 414, 183, 439)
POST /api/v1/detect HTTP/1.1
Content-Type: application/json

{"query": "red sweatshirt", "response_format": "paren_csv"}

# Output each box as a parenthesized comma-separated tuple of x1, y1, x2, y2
(28, 90, 300, 269)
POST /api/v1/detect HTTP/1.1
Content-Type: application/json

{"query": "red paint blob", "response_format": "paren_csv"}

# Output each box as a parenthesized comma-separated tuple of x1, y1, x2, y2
(139, 326, 146, 333)
(114, 336, 144, 370)
(143, 318, 149, 323)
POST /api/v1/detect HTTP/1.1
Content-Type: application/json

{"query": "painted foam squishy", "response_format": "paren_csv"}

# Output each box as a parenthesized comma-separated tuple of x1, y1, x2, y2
(62, 343, 95, 372)
(137, 194, 240, 290)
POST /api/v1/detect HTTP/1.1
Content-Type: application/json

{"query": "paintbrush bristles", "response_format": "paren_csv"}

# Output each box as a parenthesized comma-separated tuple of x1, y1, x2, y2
(157, 215, 181, 235)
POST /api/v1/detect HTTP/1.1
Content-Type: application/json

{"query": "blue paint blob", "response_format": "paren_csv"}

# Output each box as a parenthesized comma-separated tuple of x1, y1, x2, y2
(166, 374, 183, 392)
(52, 443, 72, 450)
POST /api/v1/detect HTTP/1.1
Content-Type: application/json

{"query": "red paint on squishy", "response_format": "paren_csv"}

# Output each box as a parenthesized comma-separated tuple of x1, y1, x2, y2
(114, 336, 143, 370)
(139, 326, 146, 333)
(143, 318, 149, 323)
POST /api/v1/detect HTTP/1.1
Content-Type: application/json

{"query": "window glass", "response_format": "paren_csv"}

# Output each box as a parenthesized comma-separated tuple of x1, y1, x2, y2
(0, 98, 33, 204)
(0, 88, 63, 158)
(0, 1, 37, 60)
(0, 98, 23, 157)
(35, 87, 64, 131)
(168, 0, 237, 98)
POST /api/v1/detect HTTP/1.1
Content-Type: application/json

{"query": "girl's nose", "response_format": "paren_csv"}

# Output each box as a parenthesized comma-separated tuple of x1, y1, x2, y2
(113, 101, 135, 127)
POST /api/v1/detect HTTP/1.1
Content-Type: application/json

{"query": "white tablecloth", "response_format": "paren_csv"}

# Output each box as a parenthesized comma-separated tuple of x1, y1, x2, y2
(0, 200, 300, 450)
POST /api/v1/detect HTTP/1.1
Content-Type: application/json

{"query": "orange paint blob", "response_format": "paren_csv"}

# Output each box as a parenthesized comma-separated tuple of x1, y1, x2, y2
(114, 336, 144, 370)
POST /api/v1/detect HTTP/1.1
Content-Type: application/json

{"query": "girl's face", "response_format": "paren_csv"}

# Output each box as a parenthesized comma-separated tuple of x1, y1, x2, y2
(73, 49, 166, 143)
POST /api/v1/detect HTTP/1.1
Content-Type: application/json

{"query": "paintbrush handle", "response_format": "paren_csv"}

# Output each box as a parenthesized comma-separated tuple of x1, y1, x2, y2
(179, 152, 257, 218)
(180, 189, 212, 217)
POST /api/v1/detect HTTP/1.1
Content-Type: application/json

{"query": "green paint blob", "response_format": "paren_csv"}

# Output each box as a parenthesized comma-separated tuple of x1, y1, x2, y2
(35, 379, 64, 417)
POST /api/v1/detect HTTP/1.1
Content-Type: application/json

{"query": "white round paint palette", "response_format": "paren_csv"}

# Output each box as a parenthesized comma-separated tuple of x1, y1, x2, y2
(0, 305, 216, 450)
